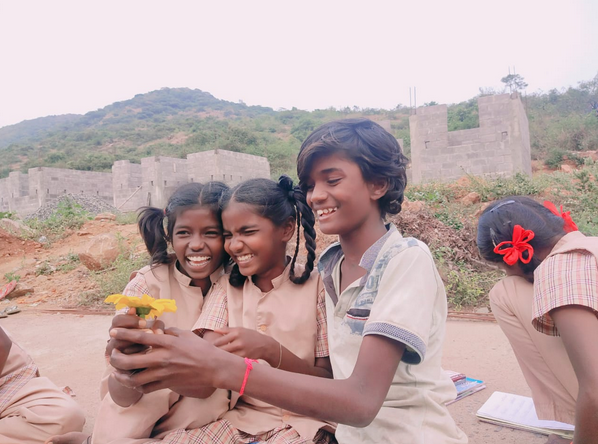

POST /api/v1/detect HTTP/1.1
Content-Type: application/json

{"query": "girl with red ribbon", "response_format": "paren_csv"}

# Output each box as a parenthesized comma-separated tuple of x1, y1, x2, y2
(477, 196, 597, 444)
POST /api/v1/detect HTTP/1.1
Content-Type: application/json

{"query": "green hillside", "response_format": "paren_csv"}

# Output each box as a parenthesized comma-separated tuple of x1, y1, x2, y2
(1, 74, 597, 180)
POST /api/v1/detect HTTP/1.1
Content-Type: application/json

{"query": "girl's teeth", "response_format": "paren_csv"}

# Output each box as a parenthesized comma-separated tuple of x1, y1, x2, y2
(237, 254, 253, 261)
(187, 256, 209, 264)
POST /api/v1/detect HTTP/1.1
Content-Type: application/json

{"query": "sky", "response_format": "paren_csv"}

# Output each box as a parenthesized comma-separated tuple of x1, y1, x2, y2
(1, 0, 597, 128)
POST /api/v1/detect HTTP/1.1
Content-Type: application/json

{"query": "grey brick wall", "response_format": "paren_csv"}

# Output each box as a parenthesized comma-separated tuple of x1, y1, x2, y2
(409, 93, 531, 184)
(2, 149, 271, 217)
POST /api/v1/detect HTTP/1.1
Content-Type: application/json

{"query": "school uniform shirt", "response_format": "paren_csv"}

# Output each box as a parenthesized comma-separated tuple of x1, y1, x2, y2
(193, 263, 333, 440)
(489, 276, 577, 423)
(318, 224, 467, 444)
(123, 259, 226, 330)
(92, 261, 229, 444)
(0, 327, 85, 444)
(533, 231, 598, 336)
(0, 328, 38, 411)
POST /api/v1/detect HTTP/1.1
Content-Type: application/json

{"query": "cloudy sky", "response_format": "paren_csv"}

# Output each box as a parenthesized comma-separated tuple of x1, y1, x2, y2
(1, 0, 596, 128)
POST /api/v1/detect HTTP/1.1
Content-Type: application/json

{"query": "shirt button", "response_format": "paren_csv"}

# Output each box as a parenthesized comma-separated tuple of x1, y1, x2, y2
(259, 325, 267, 332)
(282, 414, 290, 422)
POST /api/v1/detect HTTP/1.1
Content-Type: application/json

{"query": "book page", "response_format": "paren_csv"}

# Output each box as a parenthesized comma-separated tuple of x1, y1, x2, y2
(477, 391, 574, 432)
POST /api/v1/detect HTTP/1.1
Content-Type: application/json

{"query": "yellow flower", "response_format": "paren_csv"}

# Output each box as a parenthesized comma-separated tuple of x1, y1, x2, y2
(104, 294, 177, 319)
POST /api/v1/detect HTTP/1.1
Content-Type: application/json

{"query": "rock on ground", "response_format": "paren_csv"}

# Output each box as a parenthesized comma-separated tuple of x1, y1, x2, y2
(78, 233, 121, 271)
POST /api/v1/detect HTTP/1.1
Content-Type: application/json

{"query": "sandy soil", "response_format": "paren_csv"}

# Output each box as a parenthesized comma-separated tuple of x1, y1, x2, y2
(0, 220, 140, 308)
(2, 312, 551, 443)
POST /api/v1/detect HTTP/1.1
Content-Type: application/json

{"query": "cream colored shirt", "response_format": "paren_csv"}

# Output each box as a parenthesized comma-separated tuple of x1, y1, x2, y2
(318, 224, 467, 444)
(123, 260, 225, 330)
(194, 263, 332, 439)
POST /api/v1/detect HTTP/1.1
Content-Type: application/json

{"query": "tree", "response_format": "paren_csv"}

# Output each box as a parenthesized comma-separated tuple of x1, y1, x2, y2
(501, 74, 528, 93)
(578, 73, 598, 117)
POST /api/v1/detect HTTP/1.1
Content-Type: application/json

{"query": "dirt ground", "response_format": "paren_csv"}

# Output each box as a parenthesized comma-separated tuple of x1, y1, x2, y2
(2, 311, 551, 444)
(0, 220, 140, 308)
(0, 219, 557, 443)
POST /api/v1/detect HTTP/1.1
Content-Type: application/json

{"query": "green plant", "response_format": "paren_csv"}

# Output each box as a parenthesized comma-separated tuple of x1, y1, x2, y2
(115, 212, 138, 225)
(0, 211, 16, 220)
(433, 211, 464, 231)
(545, 148, 565, 168)
(3, 272, 20, 283)
(405, 182, 455, 204)
(36, 261, 55, 276)
(468, 173, 542, 201)
(56, 253, 81, 272)
(25, 199, 92, 242)
(83, 252, 148, 306)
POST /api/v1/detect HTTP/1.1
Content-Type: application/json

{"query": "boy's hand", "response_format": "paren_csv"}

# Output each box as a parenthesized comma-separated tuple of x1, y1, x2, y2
(212, 327, 277, 364)
(106, 308, 165, 357)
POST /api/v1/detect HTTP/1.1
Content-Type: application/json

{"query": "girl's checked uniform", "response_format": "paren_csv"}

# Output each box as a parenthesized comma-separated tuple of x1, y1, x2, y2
(0, 327, 85, 444)
(489, 275, 578, 423)
(171, 262, 335, 444)
(92, 261, 229, 444)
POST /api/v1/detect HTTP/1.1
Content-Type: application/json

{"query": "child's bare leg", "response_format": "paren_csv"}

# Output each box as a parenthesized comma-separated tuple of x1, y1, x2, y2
(45, 431, 89, 444)
(545, 434, 571, 444)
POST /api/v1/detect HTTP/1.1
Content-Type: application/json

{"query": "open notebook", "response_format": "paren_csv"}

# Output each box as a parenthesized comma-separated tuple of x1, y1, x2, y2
(476, 391, 574, 439)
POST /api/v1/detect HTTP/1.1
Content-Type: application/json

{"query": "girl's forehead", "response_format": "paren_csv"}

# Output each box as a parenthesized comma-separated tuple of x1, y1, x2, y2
(174, 206, 218, 223)
(222, 201, 261, 218)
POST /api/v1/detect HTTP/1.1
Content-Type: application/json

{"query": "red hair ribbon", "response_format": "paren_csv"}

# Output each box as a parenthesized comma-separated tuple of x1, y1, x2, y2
(494, 225, 535, 266)
(543, 201, 578, 233)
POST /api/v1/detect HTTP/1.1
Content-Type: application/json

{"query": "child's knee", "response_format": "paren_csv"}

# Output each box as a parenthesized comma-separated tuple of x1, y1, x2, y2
(60, 400, 86, 433)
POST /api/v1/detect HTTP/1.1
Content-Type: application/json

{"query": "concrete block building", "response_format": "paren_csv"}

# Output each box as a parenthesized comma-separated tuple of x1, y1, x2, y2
(409, 93, 531, 184)
(1, 149, 271, 217)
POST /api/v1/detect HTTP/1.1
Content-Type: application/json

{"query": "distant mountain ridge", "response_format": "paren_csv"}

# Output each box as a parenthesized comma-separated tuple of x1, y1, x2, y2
(1, 75, 597, 180)
(0, 114, 82, 149)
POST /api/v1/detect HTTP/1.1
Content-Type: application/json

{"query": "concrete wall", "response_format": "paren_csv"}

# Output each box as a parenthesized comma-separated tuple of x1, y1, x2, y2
(112, 160, 144, 212)
(1, 168, 112, 216)
(409, 93, 531, 184)
(187, 149, 270, 185)
(2, 149, 271, 217)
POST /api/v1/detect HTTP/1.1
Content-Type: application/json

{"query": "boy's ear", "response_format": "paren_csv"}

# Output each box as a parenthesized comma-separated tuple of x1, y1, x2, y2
(281, 216, 296, 242)
(368, 179, 389, 202)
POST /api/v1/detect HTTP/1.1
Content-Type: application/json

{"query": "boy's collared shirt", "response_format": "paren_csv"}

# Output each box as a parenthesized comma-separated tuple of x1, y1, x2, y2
(319, 224, 467, 444)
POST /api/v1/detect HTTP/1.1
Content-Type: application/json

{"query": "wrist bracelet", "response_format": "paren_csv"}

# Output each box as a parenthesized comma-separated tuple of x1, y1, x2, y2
(276, 342, 283, 369)
(239, 358, 258, 396)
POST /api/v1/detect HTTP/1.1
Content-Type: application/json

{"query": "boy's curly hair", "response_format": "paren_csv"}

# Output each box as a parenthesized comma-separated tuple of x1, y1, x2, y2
(297, 118, 409, 218)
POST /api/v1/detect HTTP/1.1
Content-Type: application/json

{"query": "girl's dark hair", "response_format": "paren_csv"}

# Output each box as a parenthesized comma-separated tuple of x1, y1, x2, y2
(477, 196, 565, 277)
(297, 118, 409, 218)
(221, 175, 316, 287)
(137, 181, 229, 267)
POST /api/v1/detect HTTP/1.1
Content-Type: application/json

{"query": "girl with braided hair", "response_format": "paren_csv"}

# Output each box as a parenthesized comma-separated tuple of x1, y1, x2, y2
(108, 120, 466, 444)
(179, 175, 335, 444)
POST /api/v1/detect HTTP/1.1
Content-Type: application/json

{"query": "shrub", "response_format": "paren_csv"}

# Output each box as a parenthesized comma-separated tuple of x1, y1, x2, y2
(3, 272, 20, 283)
(25, 200, 92, 242)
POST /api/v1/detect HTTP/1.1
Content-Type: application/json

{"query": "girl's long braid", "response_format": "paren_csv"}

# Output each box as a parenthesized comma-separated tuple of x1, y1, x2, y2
(289, 186, 316, 284)
(229, 262, 246, 287)
(137, 206, 171, 266)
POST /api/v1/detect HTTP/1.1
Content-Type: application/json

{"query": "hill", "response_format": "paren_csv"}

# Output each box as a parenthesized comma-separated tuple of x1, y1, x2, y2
(0, 114, 82, 149)
(0, 87, 412, 179)
(1, 74, 597, 180)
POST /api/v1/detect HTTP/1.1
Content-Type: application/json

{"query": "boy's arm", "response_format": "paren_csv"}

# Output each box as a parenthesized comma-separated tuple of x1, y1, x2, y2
(0, 327, 13, 373)
(551, 305, 598, 444)
(110, 328, 403, 426)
